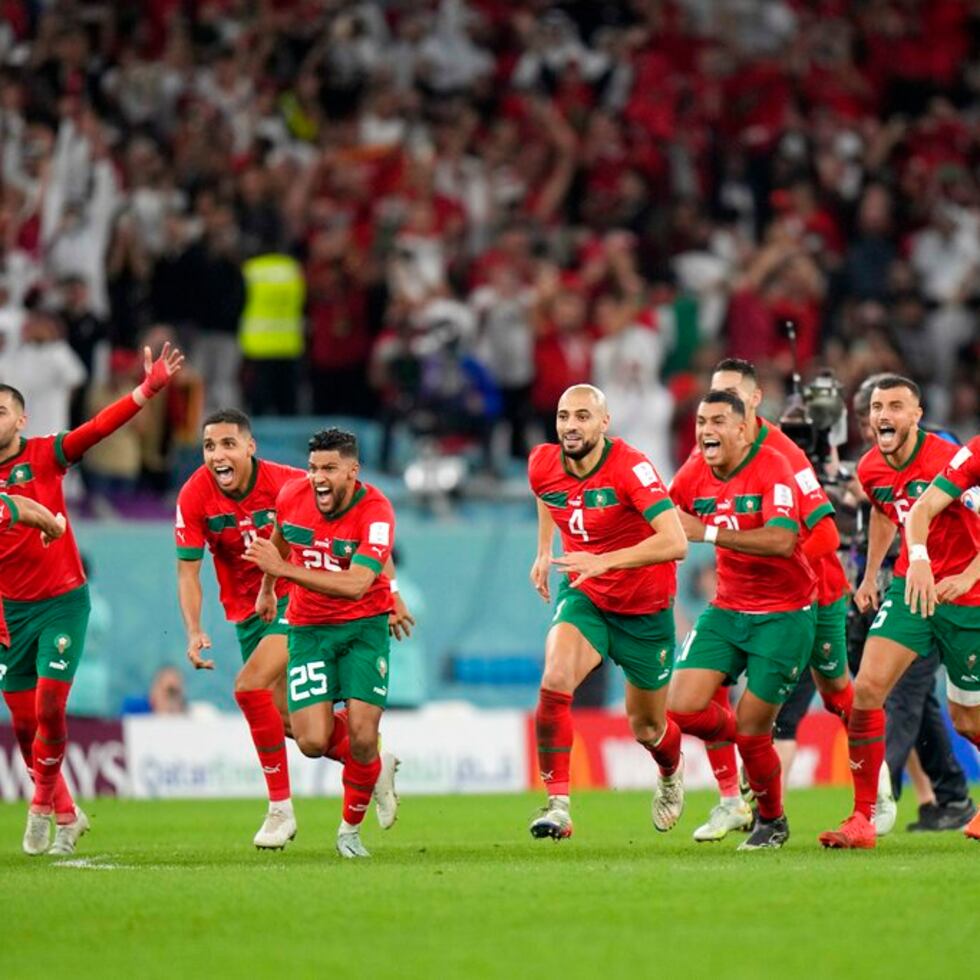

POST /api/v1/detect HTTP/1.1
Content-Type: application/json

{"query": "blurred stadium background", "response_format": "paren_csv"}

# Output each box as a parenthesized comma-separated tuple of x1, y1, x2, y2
(1, 0, 979, 805)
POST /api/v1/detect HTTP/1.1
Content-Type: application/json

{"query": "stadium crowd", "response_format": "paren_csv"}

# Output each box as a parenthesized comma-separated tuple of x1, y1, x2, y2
(0, 0, 978, 488)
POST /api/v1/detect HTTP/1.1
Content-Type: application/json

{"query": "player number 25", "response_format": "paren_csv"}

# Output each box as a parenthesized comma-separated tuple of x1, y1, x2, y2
(568, 508, 589, 541)
(301, 548, 343, 572)
(290, 661, 328, 702)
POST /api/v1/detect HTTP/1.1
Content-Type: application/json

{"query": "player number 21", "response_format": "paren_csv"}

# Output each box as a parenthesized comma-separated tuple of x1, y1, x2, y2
(568, 508, 589, 541)
(290, 661, 328, 701)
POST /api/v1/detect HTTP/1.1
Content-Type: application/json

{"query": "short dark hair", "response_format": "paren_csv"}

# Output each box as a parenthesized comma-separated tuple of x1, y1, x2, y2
(701, 389, 747, 418)
(309, 427, 358, 458)
(870, 374, 920, 401)
(202, 409, 252, 435)
(712, 358, 758, 383)
(0, 383, 25, 411)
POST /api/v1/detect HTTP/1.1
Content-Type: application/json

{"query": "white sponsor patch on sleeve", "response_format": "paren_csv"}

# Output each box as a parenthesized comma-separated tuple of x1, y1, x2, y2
(774, 483, 794, 508)
(949, 446, 973, 470)
(632, 462, 658, 487)
(175, 505, 185, 529)
(368, 521, 391, 547)
(794, 468, 820, 495)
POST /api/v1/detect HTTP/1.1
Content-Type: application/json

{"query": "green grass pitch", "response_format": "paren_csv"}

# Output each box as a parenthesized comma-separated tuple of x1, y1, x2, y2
(1, 787, 977, 979)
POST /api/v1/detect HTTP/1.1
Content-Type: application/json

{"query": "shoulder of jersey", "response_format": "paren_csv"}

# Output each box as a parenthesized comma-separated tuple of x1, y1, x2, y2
(856, 444, 879, 477)
(527, 443, 559, 479)
(261, 459, 306, 486)
(922, 431, 959, 464)
(181, 464, 215, 496)
(361, 481, 392, 508)
(763, 422, 810, 466)
(278, 475, 309, 505)
(754, 443, 793, 473)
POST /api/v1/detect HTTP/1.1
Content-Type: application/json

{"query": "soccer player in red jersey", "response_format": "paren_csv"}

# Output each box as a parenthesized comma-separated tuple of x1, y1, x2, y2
(244, 427, 398, 859)
(0, 345, 182, 855)
(668, 390, 817, 850)
(0, 494, 67, 647)
(820, 378, 980, 848)
(526, 384, 688, 839)
(177, 410, 407, 849)
(688, 359, 857, 843)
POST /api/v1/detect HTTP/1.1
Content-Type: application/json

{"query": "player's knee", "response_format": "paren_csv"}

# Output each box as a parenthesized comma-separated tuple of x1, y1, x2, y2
(628, 713, 662, 744)
(540, 664, 574, 693)
(853, 675, 886, 709)
(295, 735, 324, 758)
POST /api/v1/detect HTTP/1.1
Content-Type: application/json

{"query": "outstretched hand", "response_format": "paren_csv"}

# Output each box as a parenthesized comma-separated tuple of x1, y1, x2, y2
(138, 342, 185, 401)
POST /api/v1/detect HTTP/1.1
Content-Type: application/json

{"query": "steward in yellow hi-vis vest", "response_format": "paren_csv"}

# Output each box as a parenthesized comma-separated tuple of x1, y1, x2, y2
(239, 253, 306, 359)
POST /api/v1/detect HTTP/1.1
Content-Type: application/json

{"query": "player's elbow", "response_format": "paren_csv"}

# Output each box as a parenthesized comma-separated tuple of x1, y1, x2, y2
(772, 531, 797, 558)
(668, 534, 688, 561)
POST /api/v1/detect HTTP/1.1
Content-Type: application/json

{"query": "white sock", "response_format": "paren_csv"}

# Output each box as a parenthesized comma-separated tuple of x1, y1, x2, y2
(339, 819, 361, 835)
(550, 794, 570, 809)
(271, 798, 293, 815)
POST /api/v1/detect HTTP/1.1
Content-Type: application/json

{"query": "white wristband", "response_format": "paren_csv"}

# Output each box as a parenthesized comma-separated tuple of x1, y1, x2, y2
(908, 544, 929, 564)
(704, 524, 719, 545)
(389, 578, 399, 594)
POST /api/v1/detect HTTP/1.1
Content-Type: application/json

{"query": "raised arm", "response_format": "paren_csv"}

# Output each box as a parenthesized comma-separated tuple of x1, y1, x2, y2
(60, 343, 184, 464)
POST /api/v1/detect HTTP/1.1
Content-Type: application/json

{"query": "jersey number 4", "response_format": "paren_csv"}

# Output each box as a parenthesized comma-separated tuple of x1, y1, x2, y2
(568, 508, 589, 542)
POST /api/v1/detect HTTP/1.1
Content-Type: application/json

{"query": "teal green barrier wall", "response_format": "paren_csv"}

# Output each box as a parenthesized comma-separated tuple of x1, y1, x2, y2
(73, 516, 554, 714)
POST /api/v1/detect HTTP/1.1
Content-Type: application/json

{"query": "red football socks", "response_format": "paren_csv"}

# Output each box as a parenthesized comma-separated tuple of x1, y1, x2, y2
(820, 680, 854, 727)
(848, 707, 886, 820)
(342, 755, 381, 825)
(535, 688, 574, 796)
(30, 678, 71, 812)
(325, 707, 350, 763)
(3, 688, 76, 817)
(640, 717, 682, 776)
(670, 690, 739, 793)
(706, 686, 739, 795)
(736, 732, 783, 820)
(234, 689, 291, 803)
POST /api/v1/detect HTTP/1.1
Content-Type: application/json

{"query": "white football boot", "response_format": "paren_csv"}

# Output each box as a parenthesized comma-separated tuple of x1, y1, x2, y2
(373, 751, 401, 830)
(23, 810, 52, 856)
(692, 797, 755, 842)
(49, 806, 90, 855)
(253, 801, 298, 850)
(873, 761, 897, 836)
(652, 754, 685, 832)
(529, 796, 573, 840)
(336, 827, 371, 858)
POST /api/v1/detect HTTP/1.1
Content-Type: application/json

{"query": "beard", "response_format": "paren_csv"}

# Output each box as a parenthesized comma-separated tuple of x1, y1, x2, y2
(561, 435, 599, 460)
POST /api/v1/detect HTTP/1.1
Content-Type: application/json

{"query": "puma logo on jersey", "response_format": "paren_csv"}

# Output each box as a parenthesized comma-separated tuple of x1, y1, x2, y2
(49, 658, 68, 671)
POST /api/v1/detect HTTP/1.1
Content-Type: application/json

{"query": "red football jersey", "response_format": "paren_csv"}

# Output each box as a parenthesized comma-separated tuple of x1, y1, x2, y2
(176, 458, 305, 624)
(858, 430, 980, 605)
(0, 435, 85, 601)
(275, 478, 395, 626)
(528, 438, 677, 615)
(670, 442, 817, 612)
(934, 435, 980, 497)
(756, 420, 850, 604)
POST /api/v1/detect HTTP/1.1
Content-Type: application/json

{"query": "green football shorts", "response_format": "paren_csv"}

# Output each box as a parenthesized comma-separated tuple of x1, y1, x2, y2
(676, 603, 816, 705)
(810, 596, 848, 680)
(550, 580, 675, 690)
(0, 584, 91, 692)
(234, 595, 290, 663)
(287, 614, 391, 711)
(869, 578, 980, 705)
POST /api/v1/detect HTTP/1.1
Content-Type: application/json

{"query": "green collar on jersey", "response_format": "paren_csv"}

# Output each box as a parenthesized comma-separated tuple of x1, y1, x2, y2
(753, 419, 769, 447)
(219, 457, 260, 501)
(317, 483, 366, 521)
(0, 437, 28, 470)
(561, 438, 613, 481)
(713, 437, 762, 482)
(882, 427, 926, 472)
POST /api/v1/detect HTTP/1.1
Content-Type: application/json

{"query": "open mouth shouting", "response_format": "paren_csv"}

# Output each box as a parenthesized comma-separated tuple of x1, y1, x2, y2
(212, 464, 236, 489)
(875, 422, 899, 452)
(314, 482, 334, 510)
(700, 436, 722, 463)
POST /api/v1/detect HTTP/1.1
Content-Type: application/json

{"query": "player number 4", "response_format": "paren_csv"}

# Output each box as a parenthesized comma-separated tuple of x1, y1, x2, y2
(290, 661, 328, 702)
(568, 508, 589, 541)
